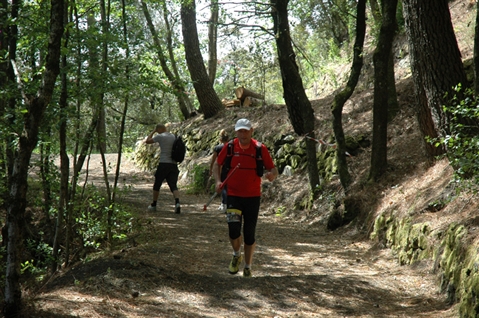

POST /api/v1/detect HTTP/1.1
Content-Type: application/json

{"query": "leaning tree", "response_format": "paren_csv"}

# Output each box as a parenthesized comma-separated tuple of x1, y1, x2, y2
(331, 0, 367, 191)
(181, 0, 223, 119)
(271, 0, 320, 197)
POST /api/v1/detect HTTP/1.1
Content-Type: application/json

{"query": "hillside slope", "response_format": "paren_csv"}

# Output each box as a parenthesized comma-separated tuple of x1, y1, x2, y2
(28, 1, 478, 317)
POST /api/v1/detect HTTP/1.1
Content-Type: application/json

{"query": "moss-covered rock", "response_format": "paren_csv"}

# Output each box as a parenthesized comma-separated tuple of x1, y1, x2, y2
(372, 213, 431, 265)
(370, 212, 479, 317)
(459, 249, 479, 317)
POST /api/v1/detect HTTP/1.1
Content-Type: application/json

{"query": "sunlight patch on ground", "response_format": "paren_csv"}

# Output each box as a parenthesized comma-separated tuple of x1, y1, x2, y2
(37, 290, 145, 318)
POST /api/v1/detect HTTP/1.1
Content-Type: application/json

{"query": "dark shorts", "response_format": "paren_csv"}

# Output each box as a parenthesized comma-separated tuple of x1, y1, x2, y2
(226, 196, 261, 246)
(153, 163, 179, 192)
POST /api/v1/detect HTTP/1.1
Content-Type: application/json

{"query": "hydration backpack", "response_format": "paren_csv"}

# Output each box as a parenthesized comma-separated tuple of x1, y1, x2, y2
(171, 136, 186, 163)
(220, 139, 264, 181)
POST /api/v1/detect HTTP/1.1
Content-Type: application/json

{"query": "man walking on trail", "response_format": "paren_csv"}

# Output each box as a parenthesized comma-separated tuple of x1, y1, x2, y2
(145, 124, 181, 214)
(213, 118, 278, 277)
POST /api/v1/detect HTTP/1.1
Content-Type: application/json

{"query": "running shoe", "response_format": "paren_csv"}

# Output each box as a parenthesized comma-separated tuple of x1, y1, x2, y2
(175, 203, 181, 214)
(243, 268, 252, 277)
(228, 255, 243, 274)
(147, 205, 156, 211)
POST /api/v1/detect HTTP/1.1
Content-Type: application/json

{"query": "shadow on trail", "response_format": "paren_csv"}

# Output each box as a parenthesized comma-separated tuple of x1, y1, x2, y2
(39, 191, 451, 317)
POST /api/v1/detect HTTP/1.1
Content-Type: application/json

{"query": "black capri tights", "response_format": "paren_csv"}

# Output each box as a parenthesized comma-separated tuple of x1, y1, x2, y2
(153, 163, 179, 192)
(226, 196, 261, 245)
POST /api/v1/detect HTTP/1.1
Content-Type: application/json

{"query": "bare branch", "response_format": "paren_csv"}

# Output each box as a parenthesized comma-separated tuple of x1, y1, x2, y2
(217, 22, 273, 37)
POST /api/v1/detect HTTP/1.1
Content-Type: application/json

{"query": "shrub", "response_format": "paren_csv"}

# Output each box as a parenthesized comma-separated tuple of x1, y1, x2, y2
(433, 85, 479, 190)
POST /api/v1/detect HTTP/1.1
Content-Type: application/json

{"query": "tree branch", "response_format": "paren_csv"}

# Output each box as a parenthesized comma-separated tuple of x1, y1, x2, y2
(10, 59, 29, 103)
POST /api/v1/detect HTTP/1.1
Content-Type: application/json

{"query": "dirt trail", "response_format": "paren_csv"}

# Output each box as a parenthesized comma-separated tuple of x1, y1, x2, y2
(30, 155, 456, 317)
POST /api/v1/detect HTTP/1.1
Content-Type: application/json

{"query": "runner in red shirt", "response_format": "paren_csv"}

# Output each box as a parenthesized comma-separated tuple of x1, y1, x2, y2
(213, 118, 278, 277)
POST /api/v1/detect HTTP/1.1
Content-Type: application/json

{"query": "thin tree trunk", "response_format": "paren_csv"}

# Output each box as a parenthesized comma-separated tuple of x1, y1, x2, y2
(369, 0, 381, 24)
(4, 0, 63, 314)
(40, 130, 53, 215)
(98, 0, 112, 243)
(331, 0, 366, 191)
(369, 0, 398, 181)
(0, 0, 18, 201)
(66, 114, 97, 266)
(207, 0, 218, 84)
(0, 0, 9, 131)
(52, 0, 70, 274)
(142, 0, 191, 119)
(387, 51, 399, 118)
(112, 0, 130, 205)
(474, 0, 479, 96)
(98, 144, 112, 243)
(64, 0, 84, 267)
(96, 0, 110, 154)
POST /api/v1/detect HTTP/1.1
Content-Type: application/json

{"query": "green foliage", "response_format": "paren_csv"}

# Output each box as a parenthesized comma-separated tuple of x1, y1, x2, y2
(275, 206, 286, 216)
(328, 38, 341, 60)
(431, 85, 479, 189)
(23, 239, 54, 276)
(396, 1, 405, 33)
(185, 164, 209, 195)
(75, 185, 133, 249)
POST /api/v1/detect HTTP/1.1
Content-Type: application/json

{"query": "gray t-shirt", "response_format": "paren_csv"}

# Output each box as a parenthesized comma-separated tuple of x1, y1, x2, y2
(152, 132, 176, 164)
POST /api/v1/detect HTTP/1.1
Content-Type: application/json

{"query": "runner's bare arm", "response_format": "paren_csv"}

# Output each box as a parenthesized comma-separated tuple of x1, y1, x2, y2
(145, 127, 159, 144)
(209, 152, 218, 176)
(212, 160, 222, 191)
(264, 167, 278, 182)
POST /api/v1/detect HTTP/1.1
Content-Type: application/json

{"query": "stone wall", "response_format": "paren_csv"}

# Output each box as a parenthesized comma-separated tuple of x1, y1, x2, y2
(371, 213, 479, 317)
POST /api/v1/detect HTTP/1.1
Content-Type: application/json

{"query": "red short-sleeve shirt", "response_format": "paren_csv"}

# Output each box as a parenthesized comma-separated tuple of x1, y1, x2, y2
(217, 138, 275, 197)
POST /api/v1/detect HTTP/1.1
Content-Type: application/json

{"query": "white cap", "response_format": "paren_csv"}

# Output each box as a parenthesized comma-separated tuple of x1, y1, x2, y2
(235, 118, 252, 131)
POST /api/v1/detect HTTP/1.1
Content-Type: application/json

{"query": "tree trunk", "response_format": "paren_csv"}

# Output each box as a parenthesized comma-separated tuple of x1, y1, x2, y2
(112, 0, 130, 206)
(181, 0, 223, 119)
(65, 1, 84, 268)
(96, 0, 109, 154)
(86, 11, 104, 157)
(403, 0, 469, 159)
(474, 0, 479, 96)
(207, 0, 218, 84)
(98, 142, 112, 243)
(369, 0, 398, 181)
(52, 5, 70, 273)
(331, 0, 366, 191)
(142, 0, 192, 120)
(387, 51, 399, 119)
(0, 0, 18, 202)
(369, 0, 381, 25)
(4, 0, 63, 315)
(235, 87, 265, 101)
(271, 0, 320, 196)
(162, 1, 195, 117)
(40, 130, 53, 215)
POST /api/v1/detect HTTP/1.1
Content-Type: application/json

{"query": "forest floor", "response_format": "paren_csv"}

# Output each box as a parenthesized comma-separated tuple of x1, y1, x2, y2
(27, 153, 457, 318)
(22, 0, 477, 316)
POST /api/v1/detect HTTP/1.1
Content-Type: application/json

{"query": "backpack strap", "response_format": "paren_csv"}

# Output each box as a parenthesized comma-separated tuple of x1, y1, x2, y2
(220, 139, 264, 179)
(220, 140, 235, 181)
(255, 141, 264, 177)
